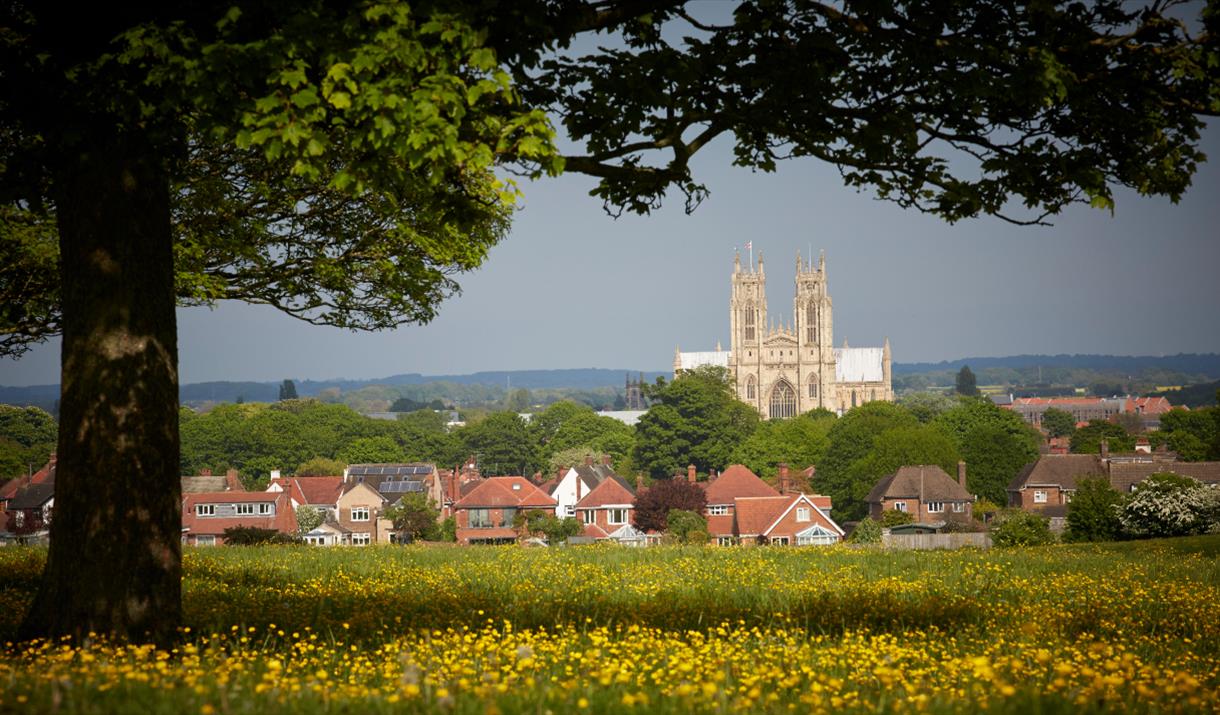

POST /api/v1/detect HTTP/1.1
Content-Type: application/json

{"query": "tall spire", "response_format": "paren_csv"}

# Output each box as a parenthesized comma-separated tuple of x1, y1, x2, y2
(734, 250, 741, 273)
(819, 249, 825, 274)
(795, 249, 802, 274)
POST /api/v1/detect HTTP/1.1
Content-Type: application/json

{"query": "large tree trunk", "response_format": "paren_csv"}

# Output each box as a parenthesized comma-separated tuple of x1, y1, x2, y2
(19, 125, 182, 645)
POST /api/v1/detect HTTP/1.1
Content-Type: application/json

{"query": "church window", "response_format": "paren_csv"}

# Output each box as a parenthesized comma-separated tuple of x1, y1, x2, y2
(808, 381, 818, 399)
(745, 375, 756, 400)
(851, 391, 858, 408)
(743, 309, 755, 341)
(806, 303, 817, 343)
(871, 389, 877, 401)
(769, 381, 797, 419)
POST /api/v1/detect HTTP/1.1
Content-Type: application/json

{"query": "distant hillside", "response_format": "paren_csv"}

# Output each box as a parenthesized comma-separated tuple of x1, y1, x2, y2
(893, 353, 1220, 377)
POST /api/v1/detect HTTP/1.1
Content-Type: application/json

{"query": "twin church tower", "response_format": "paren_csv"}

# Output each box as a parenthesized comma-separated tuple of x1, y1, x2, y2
(675, 250, 892, 419)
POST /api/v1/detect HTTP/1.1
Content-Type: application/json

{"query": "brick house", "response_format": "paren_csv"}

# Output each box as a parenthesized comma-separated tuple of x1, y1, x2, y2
(701, 464, 781, 543)
(867, 463, 976, 524)
(0, 454, 56, 542)
(335, 481, 392, 545)
(268, 475, 346, 545)
(574, 474, 639, 542)
(452, 476, 557, 545)
(732, 493, 844, 546)
(1006, 454, 1105, 512)
(182, 490, 296, 546)
(550, 455, 620, 519)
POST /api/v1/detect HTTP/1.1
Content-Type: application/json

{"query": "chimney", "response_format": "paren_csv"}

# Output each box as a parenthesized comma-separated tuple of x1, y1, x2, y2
(957, 461, 967, 490)
(687, 464, 696, 483)
(778, 463, 790, 494)
(225, 469, 242, 492)
(602, 454, 612, 466)
(270, 469, 281, 481)
(200, 468, 212, 477)
(1100, 439, 1110, 460)
(48, 452, 57, 467)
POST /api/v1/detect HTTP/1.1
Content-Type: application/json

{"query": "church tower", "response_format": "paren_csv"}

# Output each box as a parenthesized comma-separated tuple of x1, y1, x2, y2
(729, 250, 766, 410)
(794, 250, 835, 411)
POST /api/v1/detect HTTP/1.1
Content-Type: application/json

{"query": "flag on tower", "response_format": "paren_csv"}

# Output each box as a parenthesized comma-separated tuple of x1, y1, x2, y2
(744, 241, 752, 250)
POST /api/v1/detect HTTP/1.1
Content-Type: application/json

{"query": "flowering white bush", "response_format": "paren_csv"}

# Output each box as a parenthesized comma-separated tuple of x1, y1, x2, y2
(1118, 473, 1219, 538)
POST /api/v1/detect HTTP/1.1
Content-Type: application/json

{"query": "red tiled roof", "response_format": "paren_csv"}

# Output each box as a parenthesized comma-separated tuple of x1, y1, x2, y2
(279, 476, 342, 505)
(0, 475, 29, 501)
(454, 477, 557, 509)
(575, 476, 635, 509)
(459, 526, 518, 541)
(867, 466, 973, 504)
(705, 513, 735, 538)
(732, 496, 791, 536)
(182, 491, 296, 537)
(582, 523, 610, 539)
(703, 464, 779, 505)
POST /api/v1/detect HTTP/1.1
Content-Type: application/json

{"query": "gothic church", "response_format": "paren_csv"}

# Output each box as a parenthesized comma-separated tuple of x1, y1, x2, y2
(674, 251, 893, 418)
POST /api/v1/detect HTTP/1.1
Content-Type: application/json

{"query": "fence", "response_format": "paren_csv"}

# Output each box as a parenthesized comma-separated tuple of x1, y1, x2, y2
(881, 532, 991, 550)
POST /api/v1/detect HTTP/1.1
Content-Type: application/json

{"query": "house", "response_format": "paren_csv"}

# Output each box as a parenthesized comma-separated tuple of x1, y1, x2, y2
(1006, 454, 1105, 512)
(550, 455, 620, 518)
(700, 464, 781, 543)
(731, 493, 844, 546)
(1005, 396, 1174, 432)
(5, 479, 55, 544)
(342, 463, 443, 509)
(1106, 460, 1220, 493)
(181, 490, 296, 546)
(0, 454, 56, 541)
(335, 481, 392, 545)
(452, 476, 557, 545)
(267, 475, 345, 545)
(574, 474, 639, 542)
(182, 468, 244, 494)
(867, 463, 976, 524)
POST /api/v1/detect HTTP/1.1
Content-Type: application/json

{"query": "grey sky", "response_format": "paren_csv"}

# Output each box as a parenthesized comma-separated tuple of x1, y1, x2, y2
(3, 122, 1218, 387)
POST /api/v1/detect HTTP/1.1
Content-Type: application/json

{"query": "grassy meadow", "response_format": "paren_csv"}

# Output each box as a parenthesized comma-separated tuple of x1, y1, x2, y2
(1, 538, 1218, 713)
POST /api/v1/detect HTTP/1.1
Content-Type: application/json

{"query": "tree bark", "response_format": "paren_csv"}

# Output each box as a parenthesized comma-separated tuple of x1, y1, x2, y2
(19, 125, 181, 645)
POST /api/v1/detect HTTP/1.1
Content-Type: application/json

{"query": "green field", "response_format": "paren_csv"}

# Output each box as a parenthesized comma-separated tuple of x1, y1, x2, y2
(1, 538, 1218, 713)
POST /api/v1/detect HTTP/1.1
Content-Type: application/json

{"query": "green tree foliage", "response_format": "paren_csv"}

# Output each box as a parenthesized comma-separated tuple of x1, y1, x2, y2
(1118, 473, 1219, 539)
(502, 389, 533, 413)
(381, 492, 440, 541)
(278, 380, 298, 401)
(340, 436, 407, 465)
(840, 426, 961, 521)
(295, 457, 347, 477)
(0, 405, 57, 479)
(880, 509, 916, 528)
(730, 412, 835, 479)
(666, 510, 709, 544)
(1158, 408, 1217, 462)
(955, 366, 980, 397)
(991, 509, 1055, 547)
(633, 478, 707, 533)
(897, 392, 958, 424)
(438, 516, 457, 543)
(525, 512, 583, 544)
(296, 506, 325, 535)
(458, 412, 540, 476)
(220, 526, 301, 546)
(633, 366, 758, 479)
(817, 402, 920, 520)
(388, 397, 446, 412)
(1064, 477, 1125, 543)
(546, 412, 634, 464)
(1071, 420, 1135, 454)
(848, 517, 882, 544)
(932, 398, 1041, 504)
(1041, 408, 1077, 439)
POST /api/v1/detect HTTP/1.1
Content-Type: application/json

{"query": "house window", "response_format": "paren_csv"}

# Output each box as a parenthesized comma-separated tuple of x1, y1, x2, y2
(305, 536, 326, 545)
(707, 505, 729, 516)
(770, 536, 790, 546)
(258, 503, 273, 515)
(1064, 493, 1073, 503)
(195, 504, 215, 517)
(717, 536, 738, 546)
(468, 508, 491, 528)
(351, 506, 370, 521)
(796, 525, 836, 546)
(609, 508, 628, 525)
(893, 502, 907, 512)
(796, 507, 810, 522)
(352, 533, 371, 546)
(927, 502, 944, 513)
(564, 505, 576, 518)
(1033, 491, 1048, 504)
(235, 503, 254, 515)
(196, 535, 216, 547)
(580, 510, 594, 525)
(952, 502, 965, 513)
(501, 508, 517, 527)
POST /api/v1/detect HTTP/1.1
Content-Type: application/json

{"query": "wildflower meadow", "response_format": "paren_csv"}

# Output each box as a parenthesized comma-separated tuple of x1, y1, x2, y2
(1, 538, 1218, 713)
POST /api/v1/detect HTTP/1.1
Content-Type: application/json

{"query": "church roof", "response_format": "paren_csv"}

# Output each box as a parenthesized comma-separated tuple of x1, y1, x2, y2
(677, 351, 730, 370)
(834, 347, 884, 382)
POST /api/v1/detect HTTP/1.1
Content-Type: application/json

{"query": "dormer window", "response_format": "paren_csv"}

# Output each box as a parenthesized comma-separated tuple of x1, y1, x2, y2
(196, 504, 215, 517)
